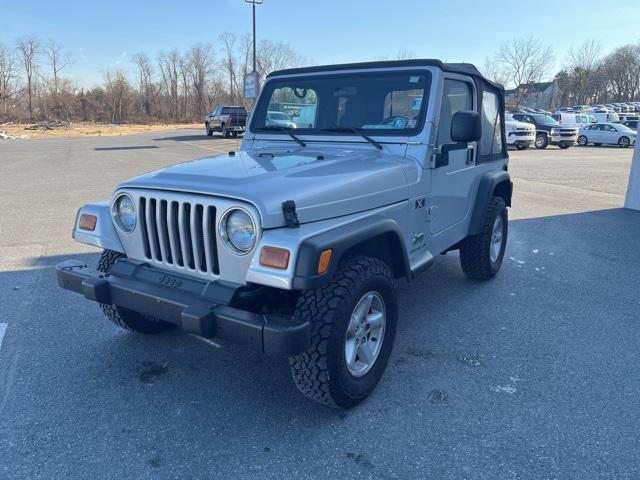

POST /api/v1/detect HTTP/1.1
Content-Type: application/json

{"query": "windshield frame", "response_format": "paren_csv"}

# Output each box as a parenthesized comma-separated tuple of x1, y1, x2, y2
(249, 69, 432, 138)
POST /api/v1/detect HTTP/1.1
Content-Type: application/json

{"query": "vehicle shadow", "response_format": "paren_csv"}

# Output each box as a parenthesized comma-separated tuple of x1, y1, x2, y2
(6, 208, 640, 431)
(154, 134, 241, 142)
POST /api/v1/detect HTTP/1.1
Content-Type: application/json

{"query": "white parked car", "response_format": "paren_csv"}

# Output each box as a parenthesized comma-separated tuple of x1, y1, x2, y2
(577, 123, 636, 148)
(505, 113, 535, 150)
(265, 111, 297, 129)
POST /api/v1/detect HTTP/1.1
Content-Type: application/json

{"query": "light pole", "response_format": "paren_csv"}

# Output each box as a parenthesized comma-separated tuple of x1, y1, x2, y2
(244, 0, 263, 74)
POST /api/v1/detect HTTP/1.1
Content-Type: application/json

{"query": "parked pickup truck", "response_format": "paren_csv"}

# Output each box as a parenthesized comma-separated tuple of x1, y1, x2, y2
(512, 113, 578, 149)
(205, 106, 248, 138)
(505, 113, 535, 150)
(56, 60, 512, 408)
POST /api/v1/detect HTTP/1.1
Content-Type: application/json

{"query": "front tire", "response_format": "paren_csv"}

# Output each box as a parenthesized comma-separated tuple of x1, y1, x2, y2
(97, 250, 175, 334)
(205, 123, 213, 136)
(535, 133, 548, 149)
(459, 196, 508, 280)
(289, 256, 397, 408)
(578, 135, 588, 146)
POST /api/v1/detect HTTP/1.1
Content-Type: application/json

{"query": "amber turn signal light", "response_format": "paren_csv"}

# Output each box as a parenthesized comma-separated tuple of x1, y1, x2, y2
(260, 246, 290, 270)
(79, 214, 97, 231)
(317, 249, 333, 274)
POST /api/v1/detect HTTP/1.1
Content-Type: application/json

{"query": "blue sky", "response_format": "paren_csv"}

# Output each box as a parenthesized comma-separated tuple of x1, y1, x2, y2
(2, 0, 639, 86)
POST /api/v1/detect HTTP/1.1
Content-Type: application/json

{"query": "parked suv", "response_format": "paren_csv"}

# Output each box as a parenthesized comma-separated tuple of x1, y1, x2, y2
(205, 106, 248, 137)
(56, 60, 512, 408)
(512, 113, 578, 149)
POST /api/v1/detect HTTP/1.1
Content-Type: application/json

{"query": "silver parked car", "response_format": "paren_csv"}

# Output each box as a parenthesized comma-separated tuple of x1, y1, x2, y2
(577, 123, 637, 148)
(56, 60, 512, 408)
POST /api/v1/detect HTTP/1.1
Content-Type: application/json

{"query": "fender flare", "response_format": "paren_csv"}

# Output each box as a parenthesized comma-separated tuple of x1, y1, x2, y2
(468, 170, 512, 235)
(292, 215, 411, 290)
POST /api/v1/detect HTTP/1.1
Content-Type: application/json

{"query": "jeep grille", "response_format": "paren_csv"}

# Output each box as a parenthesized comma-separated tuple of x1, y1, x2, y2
(139, 196, 219, 275)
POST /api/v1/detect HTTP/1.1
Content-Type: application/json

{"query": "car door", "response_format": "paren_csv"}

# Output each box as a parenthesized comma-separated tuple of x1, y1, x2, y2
(211, 108, 221, 129)
(602, 124, 617, 144)
(428, 76, 477, 237)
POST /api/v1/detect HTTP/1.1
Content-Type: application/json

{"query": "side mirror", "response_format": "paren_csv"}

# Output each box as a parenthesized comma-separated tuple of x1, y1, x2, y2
(451, 111, 481, 143)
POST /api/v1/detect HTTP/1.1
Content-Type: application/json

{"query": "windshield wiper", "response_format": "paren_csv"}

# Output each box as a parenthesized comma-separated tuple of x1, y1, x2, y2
(261, 125, 306, 147)
(319, 127, 383, 150)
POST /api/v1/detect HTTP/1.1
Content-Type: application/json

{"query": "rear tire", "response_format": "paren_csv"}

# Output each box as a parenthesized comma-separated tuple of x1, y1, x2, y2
(459, 196, 508, 281)
(97, 250, 175, 334)
(577, 135, 588, 146)
(205, 123, 213, 136)
(289, 256, 397, 408)
(534, 133, 548, 149)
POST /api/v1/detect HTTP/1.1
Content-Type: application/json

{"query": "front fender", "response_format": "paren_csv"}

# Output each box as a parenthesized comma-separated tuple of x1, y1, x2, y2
(72, 201, 124, 253)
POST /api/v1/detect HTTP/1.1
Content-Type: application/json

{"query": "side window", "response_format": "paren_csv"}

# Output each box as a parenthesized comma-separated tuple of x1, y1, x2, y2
(437, 79, 472, 145)
(480, 90, 503, 156)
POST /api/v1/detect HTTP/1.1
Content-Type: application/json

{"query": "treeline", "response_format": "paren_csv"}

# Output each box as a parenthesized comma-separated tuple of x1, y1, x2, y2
(0, 34, 305, 124)
(484, 36, 640, 106)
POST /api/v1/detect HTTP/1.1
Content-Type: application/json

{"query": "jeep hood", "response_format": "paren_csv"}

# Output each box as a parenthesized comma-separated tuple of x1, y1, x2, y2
(117, 149, 415, 228)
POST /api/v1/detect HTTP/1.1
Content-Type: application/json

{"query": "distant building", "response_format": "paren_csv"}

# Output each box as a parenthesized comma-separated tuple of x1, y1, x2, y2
(505, 81, 562, 110)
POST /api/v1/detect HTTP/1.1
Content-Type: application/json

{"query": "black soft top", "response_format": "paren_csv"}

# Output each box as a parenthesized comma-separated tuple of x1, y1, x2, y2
(268, 59, 503, 91)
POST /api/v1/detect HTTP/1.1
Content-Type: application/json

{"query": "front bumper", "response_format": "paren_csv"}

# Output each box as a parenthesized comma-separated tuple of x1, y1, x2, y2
(56, 258, 310, 355)
(550, 135, 577, 146)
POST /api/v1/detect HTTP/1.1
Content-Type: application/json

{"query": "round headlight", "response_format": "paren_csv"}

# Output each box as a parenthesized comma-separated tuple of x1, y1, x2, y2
(220, 208, 256, 254)
(112, 194, 136, 233)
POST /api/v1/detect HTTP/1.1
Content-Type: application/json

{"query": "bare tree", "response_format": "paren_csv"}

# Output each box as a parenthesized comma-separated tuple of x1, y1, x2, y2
(132, 52, 155, 117)
(482, 57, 509, 86)
(157, 49, 180, 120)
(563, 39, 602, 103)
(218, 33, 239, 104)
(16, 35, 41, 120)
(186, 43, 215, 117)
(256, 39, 305, 85)
(43, 39, 72, 97)
(0, 42, 19, 113)
(494, 35, 554, 105)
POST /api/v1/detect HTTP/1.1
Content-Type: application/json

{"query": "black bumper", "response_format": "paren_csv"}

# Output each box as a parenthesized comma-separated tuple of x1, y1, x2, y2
(56, 259, 310, 356)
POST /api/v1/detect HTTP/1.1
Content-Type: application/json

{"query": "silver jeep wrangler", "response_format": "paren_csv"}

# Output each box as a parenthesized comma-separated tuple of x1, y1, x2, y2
(57, 60, 512, 408)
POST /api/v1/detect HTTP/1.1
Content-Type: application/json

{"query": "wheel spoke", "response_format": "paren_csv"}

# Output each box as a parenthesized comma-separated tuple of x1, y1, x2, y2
(358, 343, 374, 365)
(345, 339, 357, 367)
(366, 311, 384, 330)
(353, 293, 374, 322)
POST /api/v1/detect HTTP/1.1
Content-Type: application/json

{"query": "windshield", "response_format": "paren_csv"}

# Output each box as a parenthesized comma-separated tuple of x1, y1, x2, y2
(250, 70, 431, 136)
(615, 124, 635, 133)
(530, 114, 558, 124)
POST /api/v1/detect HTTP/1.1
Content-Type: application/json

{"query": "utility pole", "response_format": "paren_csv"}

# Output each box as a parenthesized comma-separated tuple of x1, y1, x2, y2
(243, 0, 262, 104)
(245, 0, 263, 73)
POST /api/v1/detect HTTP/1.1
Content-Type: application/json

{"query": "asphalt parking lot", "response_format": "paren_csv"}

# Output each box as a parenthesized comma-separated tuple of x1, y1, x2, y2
(1, 131, 639, 479)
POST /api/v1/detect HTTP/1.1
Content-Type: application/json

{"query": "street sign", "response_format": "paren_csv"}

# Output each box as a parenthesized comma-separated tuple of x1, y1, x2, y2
(244, 71, 259, 100)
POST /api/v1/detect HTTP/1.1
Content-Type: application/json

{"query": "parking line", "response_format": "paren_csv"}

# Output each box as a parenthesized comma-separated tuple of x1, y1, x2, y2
(0, 323, 7, 350)
(190, 334, 222, 349)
